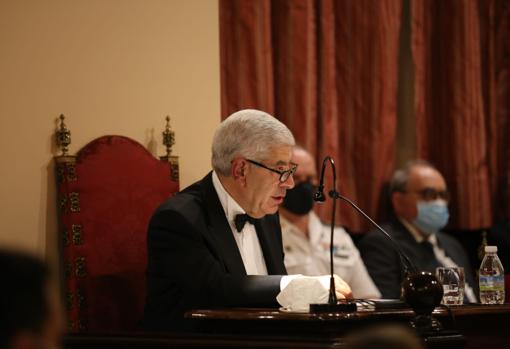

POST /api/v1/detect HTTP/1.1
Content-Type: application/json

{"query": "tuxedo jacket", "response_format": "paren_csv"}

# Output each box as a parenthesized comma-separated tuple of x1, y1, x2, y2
(358, 218, 476, 299)
(143, 172, 287, 331)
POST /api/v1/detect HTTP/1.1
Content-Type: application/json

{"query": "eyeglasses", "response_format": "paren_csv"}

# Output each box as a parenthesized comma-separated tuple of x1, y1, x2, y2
(246, 159, 298, 183)
(405, 188, 450, 202)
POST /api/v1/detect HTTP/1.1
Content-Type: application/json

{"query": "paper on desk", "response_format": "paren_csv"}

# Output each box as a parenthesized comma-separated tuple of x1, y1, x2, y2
(276, 277, 329, 312)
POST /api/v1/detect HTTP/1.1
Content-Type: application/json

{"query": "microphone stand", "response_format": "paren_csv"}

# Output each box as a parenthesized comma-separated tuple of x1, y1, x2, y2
(310, 156, 357, 312)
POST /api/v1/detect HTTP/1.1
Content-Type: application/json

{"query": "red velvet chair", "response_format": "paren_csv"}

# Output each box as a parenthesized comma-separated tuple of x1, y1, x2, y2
(54, 116, 179, 332)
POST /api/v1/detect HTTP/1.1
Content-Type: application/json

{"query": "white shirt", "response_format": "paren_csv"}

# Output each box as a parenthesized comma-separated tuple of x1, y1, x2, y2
(400, 218, 477, 303)
(212, 171, 269, 275)
(280, 212, 381, 299)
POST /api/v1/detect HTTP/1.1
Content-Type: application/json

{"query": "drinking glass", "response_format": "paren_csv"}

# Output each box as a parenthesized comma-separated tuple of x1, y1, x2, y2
(436, 267, 464, 305)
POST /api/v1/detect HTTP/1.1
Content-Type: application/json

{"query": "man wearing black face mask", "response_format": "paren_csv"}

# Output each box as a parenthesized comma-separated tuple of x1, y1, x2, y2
(279, 147, 381, 299)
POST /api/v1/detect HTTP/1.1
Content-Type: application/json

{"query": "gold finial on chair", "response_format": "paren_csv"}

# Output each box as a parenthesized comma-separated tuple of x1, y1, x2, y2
(56, 114, 72, 156)
(160, 115, 179, 182)
(162, 115, 175, 158)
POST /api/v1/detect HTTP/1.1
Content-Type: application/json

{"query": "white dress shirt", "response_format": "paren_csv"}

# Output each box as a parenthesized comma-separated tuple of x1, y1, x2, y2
(280, 212, 381, 299)
(400, 219, 477, 302)
(212, 171, 268, 275)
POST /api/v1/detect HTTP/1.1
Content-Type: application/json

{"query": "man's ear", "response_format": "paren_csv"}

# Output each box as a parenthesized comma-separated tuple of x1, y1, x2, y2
(231, 158, 248, 185)
(391, 192, 405, 215)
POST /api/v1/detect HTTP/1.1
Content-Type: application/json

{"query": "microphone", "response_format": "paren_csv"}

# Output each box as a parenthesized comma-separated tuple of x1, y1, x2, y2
(312, 156, 328, 202)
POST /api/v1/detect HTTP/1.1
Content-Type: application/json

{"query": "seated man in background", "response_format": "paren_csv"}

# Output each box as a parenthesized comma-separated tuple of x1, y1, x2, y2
(144, 110, 352, 331)
(0, 248, 65, 349)
(279, 146, 380, 299)
(359, 160, 477, 301)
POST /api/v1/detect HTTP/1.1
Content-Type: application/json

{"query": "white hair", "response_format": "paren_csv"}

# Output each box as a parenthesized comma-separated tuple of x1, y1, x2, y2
(212, 109, 295, 176)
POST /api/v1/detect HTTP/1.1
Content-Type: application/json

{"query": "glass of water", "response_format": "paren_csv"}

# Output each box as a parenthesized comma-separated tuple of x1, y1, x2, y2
(436, 267, 465, 305)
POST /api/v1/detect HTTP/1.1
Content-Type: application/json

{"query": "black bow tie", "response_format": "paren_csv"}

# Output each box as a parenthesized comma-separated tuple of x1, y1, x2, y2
(234, 214, 258, 232)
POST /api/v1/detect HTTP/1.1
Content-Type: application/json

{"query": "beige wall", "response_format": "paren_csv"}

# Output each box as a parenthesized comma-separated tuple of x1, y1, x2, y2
(0, 0, 220, 265)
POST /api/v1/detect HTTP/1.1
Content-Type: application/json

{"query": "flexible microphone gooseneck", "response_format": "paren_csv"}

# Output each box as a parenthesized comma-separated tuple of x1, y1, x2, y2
(310, 156, 418, 312)
(311, 156, 443, 324)
(328, 191, 417, 274)
(313, 156, 339, 305)
(313, 157, 417, 279)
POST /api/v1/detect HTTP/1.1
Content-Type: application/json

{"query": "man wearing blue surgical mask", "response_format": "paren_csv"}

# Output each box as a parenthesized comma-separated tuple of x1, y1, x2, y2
(359, 160, 477, 302)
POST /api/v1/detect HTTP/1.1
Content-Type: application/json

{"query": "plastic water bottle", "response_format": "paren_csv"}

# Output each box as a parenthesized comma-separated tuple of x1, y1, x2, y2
(479, 245, 505, 304)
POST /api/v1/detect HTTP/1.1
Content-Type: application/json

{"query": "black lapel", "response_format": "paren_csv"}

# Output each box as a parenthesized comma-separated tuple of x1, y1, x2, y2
(255, 216, 287, 275)
(201, 172, 246, 275)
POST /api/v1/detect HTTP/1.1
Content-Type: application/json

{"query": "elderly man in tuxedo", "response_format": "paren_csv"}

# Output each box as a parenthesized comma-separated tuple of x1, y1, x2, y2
(144, 109, 352, 331)
(359, 160, 477, 302)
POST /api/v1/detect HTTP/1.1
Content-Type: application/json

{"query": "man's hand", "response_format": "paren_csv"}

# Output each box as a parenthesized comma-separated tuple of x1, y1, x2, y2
(317, 274, 353, 299)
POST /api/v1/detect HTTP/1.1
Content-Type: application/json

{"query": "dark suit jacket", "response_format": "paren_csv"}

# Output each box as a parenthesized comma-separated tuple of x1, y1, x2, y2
(358, 218, 476, 299)
(144, 172, 287, 331)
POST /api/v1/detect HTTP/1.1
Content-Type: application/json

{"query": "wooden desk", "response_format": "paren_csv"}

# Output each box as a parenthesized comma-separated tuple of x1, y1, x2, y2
(64, 304, 510, 349)
(190, 304, 510, 348)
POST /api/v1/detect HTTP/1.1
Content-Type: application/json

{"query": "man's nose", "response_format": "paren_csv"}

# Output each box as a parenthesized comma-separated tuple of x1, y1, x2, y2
(281, 174, 295, 189)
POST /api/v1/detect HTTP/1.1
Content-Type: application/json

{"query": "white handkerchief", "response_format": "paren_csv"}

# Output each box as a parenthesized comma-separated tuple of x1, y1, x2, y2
(276, 276, 329, 312)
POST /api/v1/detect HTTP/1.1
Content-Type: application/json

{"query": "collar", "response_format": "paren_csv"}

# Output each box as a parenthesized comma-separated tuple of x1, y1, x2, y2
(279, 214, 303, 238)
(399, 217, 438, 246)
(212, 171, 246, 228)
(280, 211, 323, 244)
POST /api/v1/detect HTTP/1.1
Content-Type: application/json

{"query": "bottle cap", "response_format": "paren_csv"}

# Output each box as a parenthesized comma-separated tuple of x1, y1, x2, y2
(485, 245, 498, 253)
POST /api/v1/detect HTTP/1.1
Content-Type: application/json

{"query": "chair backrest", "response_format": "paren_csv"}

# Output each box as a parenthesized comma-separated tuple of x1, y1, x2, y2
(55, 120, 179, 333)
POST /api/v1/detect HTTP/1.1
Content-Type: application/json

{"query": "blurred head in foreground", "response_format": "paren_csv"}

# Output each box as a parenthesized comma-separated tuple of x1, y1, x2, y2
(345, 324, 424, 349)
(0, 249, 65, 349)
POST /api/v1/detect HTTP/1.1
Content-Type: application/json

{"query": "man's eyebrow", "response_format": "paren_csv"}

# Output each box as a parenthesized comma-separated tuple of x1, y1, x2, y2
(274, 160, 289, 166)
(420, 187, 447, 191)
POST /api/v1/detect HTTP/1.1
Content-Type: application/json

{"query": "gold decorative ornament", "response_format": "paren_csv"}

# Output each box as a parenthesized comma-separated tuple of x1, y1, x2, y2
(72, 224, 83, 245)
(55, 160, 77, 183)
(62, 229, 70, 246)
(64, 262, 72, 279)
(56, 165, 66, 184)
(66, 292, 74, 309)
(76, 289, 85, 308)
(160, 116, 179, 181)
(162, 115, 175, 158)
(56, 114, 72, 156)
(75, 257, 86, 277)
(66, 163, 77, 181)
(69, 192, 80, 212)
(59, 195, 68, 212)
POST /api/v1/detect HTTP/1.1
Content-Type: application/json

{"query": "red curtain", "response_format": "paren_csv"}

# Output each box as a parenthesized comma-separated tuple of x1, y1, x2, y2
(412, 0, 510, 228)
(220, 0, 510, 231)
(220, 0, 402, 232)
(220, 0, 275, 115)
(483, 0, 510, 222)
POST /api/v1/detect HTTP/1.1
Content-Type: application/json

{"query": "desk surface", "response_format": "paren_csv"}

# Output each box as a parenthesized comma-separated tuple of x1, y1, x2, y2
(64, 305, 510, 349)
(187, 303, 510, 321)
(186, 304, 510, 348)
